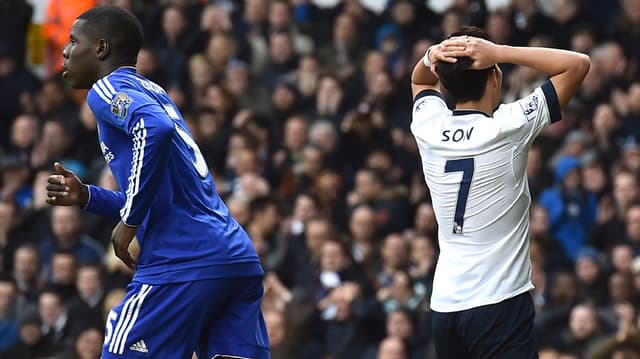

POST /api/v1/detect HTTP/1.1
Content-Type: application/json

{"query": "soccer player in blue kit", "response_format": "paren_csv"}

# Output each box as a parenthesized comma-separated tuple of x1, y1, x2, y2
(45, 6, 270, 359)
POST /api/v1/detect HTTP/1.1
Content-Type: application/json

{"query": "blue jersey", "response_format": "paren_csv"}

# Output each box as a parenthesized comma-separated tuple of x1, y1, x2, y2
(85, 66, 262, 284)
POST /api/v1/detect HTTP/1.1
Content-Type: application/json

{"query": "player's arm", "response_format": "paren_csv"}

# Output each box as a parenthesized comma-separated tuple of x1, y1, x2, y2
(84, 185, 126, 219)
(119, 108, 175, 227)
(449, 37, 591, 108)
(410, 42, 464, 99)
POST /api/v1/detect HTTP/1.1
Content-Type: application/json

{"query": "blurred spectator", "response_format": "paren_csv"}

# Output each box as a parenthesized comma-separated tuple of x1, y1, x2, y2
(539, 156, 597, 261)
(13, 245, 42, 305)
(0, 274, 19, 352)
(0, 201, 22, 273)
(0, 309, 60, 358)
(318, 13, 365, 81)
(0, 43, 40, 150)
(53, 326, 102, 359)
(575, 247, 608, 306)
(48, 251, 77, 301)
(375, 336, 407, 359)
(68, 264, 104, 330)
(0, 0, 32, 67)
(40, 206, 104, 267)
(38, 287, 84, 348)
(43, 0, 96, 76)
(348, 168, 409, 235)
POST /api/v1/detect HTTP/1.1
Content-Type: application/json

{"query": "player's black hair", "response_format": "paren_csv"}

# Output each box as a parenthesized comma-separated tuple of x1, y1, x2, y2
(77, 6, 143, 65)
(435, 26, 495, 103)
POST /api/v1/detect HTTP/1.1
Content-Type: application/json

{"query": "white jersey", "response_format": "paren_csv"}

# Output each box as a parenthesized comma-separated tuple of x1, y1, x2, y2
(411, 81, 560, 312)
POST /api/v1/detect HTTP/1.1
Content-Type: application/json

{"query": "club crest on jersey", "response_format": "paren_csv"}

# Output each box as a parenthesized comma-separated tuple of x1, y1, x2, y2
(415, 99, 427, 113)
(519, 95, 539, 121)
(110, 92, 133, 121)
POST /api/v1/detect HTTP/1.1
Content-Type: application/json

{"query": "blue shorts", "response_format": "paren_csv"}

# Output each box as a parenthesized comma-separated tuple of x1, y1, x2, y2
(102, 276, 270, 359)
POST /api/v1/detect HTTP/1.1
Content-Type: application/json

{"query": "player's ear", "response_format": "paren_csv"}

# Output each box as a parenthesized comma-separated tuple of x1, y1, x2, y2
(489, 67, 498, 89)
(97, 39, 110, 60)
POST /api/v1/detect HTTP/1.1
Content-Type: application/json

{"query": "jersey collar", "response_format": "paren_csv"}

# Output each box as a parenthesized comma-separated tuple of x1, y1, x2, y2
(452, 109, 492, 118)
(111, 66, 137, 76)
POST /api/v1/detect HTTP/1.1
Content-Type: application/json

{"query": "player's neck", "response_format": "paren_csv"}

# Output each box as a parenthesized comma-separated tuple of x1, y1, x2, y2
(97, 62, 135, 80)
(455, 98, 494, 117)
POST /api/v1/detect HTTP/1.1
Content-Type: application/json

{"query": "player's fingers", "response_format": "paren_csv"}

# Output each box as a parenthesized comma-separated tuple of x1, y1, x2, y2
(46, 183, 68, 192)
(47, 190, 68, 198)
(442, 50, 470, 58)
(45, 197, 56, 205)
(118, 250, 137, 270)
(436, 55, 458, 64)
(441, 44, 466, 52)
(441, 38, 467, 47)
(53, 162, 72, 176)
(47, 175, 65, 185)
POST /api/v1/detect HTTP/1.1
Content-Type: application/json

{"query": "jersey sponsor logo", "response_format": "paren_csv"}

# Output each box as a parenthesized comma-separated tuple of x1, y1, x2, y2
(129, 339, 149, 353)
(519, 95, 539, 121)
(110, 92, 133, 121)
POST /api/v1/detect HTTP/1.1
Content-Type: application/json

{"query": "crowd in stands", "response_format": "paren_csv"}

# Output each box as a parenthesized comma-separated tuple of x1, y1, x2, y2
(1, 0, 640, 358)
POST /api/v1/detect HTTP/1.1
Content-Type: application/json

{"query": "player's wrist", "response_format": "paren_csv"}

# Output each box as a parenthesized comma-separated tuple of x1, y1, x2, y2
(493, 44, 510, 64)
(423, 45, 435, 68)
(80, 184, 90, 208)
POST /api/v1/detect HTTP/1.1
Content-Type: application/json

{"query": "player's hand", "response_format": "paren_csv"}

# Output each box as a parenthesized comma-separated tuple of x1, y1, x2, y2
(427, 41, 463, 73)
(46, 162, 89, 207)
(111, 221, 138, 270)
(442, 35, 500, 70)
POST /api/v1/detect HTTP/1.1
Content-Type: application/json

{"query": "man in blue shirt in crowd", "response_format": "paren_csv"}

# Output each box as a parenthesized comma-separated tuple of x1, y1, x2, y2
(45, 6, 269, 359)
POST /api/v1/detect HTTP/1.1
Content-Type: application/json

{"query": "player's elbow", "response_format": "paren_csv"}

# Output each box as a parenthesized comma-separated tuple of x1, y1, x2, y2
(573, 53, 591, 78)
(155, 118, 177, 141)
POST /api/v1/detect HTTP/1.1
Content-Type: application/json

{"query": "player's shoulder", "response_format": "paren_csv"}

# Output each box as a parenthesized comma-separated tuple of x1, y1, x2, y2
(413, 89, 448, 112)
(88, 76, 137, 122)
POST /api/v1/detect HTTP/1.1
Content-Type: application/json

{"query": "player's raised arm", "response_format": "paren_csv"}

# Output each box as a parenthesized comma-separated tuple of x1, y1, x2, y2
(451, 36, 590, 108)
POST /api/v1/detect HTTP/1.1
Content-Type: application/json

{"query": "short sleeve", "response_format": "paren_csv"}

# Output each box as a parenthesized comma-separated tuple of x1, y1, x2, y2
(495, 79, 561, 146)
(411, 89, 450, 134)
(87, 80, 158, 134)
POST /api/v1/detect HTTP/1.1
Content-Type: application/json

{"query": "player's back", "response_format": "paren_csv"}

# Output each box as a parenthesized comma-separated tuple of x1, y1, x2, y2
(87, 67, 261, 284)
(411, 86, 554, 312)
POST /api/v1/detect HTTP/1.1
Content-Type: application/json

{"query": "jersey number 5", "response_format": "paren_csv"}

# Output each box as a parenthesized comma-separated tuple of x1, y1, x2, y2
(176, 126, 209, 178)
(445, 158, 474, 234)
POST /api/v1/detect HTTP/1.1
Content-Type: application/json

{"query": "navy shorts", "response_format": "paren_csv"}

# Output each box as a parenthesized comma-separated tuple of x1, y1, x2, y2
(432, 291, 537, 359)
(102, 276, 270, 359)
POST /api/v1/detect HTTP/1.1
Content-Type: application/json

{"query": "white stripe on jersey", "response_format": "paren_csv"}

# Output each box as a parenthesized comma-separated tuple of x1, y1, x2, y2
(121, 118, 147, 223)
(102, 77, 117, 95)
(109, 291, 139, 353)
(118, 284, 153, 354)
(92, 83, 111, 104)
(97, 79, 114, 98)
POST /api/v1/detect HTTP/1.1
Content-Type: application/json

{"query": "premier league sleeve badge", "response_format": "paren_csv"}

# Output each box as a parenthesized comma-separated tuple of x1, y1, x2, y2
(110, 92, 134, 121)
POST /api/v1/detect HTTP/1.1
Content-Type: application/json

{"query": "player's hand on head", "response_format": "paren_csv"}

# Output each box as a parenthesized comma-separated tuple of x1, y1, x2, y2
(111, 221, 138, 270)
(444, 35, 499, 70)
(45, 162, 89, 207)
(427, 41, 463, 73)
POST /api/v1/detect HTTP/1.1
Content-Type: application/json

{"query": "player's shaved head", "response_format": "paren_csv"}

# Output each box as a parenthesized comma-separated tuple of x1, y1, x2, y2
(77, 6, 143, 65)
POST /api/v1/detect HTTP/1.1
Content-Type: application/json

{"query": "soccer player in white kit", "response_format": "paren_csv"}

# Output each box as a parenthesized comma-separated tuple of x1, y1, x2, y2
(410, 27, 590, 358)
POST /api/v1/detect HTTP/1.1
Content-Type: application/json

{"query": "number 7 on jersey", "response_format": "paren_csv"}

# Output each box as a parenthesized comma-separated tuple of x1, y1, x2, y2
(445, 158, 474, 234)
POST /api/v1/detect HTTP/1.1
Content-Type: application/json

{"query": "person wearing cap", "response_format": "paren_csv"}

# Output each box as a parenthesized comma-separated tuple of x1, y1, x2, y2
(539, 155, 597, 261)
